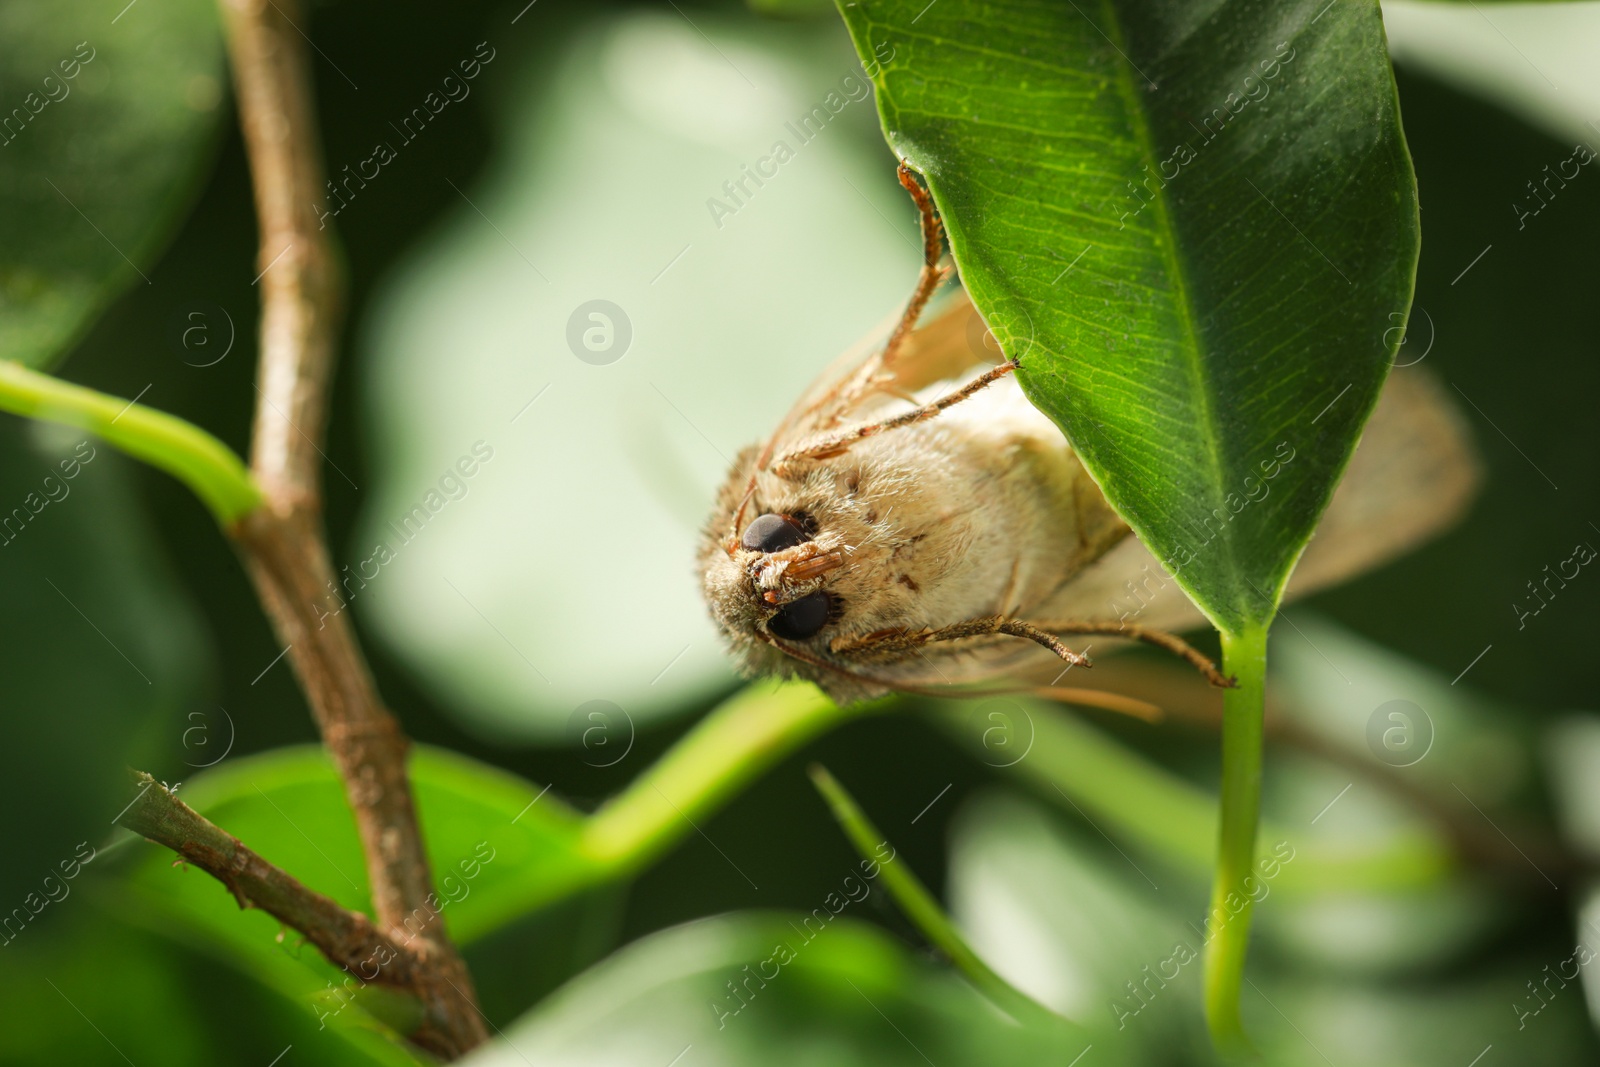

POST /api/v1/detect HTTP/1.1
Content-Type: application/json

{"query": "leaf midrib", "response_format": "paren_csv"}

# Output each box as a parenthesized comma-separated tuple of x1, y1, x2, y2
(1091, 0, 1245, 629)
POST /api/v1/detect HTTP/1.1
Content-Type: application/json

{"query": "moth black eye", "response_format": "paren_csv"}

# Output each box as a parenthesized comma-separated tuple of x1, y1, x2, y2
(742, 513, 809, 554)
(768, 592, 831, 640)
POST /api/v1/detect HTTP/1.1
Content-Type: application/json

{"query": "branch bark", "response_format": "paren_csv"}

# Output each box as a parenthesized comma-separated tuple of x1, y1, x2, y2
(116, 771, 429, 995)
(214, 0, 485, 1055)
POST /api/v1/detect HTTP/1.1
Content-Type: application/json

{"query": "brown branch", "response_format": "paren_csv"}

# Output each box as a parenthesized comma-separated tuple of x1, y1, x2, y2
(220, 0, 339, 507)
(215, 0, 485, 1056)
(115, 771, 429, 993)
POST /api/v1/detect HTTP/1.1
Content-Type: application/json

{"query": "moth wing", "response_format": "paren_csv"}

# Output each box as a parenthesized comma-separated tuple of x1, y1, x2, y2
(1037, 365, 1481, 633)
(1285, 366, 1479, 597)
(759, 289, 999, 463)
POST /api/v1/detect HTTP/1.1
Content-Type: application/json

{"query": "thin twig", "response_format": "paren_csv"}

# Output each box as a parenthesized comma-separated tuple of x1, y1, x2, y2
(115, 772, 430, 995)
(214, 0, 485, 1055)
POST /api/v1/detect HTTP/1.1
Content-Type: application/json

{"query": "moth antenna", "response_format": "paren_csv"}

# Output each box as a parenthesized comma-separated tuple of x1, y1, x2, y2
(723, 476, 759, 555)
(772, 360, 1018, 471)
(1030, 621, 1237, 689)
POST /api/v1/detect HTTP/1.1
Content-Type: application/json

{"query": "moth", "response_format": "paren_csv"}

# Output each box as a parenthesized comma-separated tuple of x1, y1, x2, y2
(699, 164, 1477, 708)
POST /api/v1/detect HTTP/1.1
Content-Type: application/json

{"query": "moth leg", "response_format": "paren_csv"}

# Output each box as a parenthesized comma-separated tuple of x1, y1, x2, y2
(822, 162, 956, 426)
(772, 359, 1018, 470)
(831, 614, 1091, 668)
(879, 161, 951, 373)
(1031, 621, 1236, 689)
(994, 619, 1094, 667)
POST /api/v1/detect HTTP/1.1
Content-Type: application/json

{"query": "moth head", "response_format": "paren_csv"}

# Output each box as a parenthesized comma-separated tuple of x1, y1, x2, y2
(699, 448, 941, 703)
(701, 507, 845, 646)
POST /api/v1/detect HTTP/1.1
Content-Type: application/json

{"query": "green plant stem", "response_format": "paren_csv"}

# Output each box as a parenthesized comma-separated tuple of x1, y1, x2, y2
(1204, 624, 1269, 1053)
(807, 764, 1071, 1031)
(580, 681, 887, 873)
(0, 360, 260, 523)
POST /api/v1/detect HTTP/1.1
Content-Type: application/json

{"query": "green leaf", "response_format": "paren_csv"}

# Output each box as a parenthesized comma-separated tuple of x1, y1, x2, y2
(0, 906, 415, 1067)
(835, 0, 1418, 633)
(0, 0, 225, 369)
(947, 792, 1215, 1053)
(464, 912, 1071, 1066)
(947, 793, 1598, 1066)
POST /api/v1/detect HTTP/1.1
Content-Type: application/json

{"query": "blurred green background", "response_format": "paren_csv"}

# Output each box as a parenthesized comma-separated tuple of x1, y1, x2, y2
(2, 1, 1599, 1064)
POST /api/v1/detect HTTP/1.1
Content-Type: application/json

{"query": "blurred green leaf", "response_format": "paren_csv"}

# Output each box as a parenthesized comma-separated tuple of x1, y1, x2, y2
(948, 792, 1599, 1065)
(1247, 961, 1598, 1067)
(0, 426, 204, 906)
(462, 911, 1071, 1067)
(933, 697, 1454, 894)
(749, 0, 837, 16)
(1386, 1, 1600, 149)
(1273, 614, 1533, 810)
(0, 0, 224, 369)
(0, 904, 416, 1067)
(1546, 715, 1600, 859)
(947, 791, 1212, 1056)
